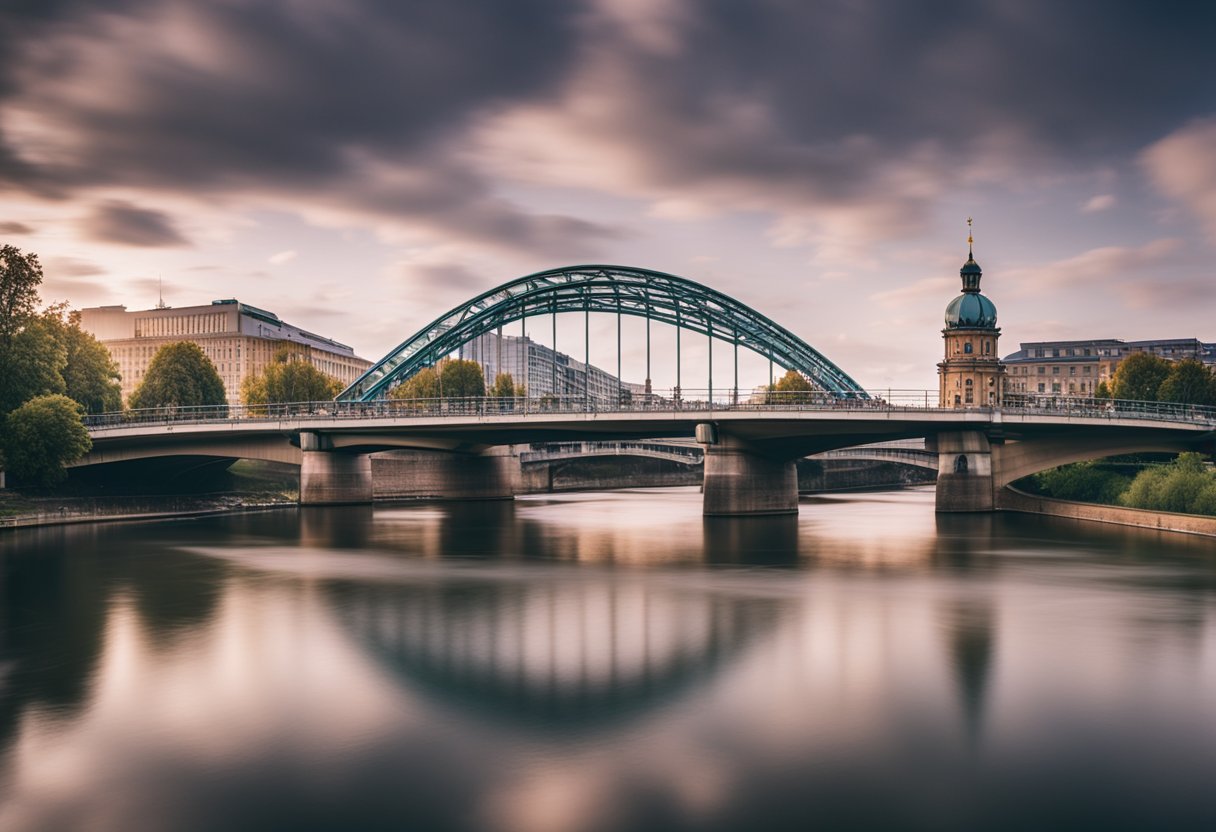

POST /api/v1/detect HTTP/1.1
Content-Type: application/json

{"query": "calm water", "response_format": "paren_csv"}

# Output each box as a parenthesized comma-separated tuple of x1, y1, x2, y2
(2, 486, 1215, 831)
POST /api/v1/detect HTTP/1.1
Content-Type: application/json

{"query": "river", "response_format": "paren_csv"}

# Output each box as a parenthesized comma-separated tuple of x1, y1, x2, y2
(1, 486, 1214, 831)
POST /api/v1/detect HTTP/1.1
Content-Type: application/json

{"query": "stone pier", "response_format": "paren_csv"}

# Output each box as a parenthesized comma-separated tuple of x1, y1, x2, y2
(701, 429, 798, 516)
(934, 430, 995, 512)
(299, 449, 374, 506)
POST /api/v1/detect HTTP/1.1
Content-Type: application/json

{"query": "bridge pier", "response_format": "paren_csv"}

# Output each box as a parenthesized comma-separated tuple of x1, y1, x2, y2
(701, 430, 798, 516)
(934, 431, 995, 512)
(299, 450, 374, 505)
(371, 446, 519, 501)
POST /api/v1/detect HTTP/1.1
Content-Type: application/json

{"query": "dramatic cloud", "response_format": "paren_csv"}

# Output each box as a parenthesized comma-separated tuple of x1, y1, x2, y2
(43, 255, 105, 277)
(1, 1, 1215, 382)
(0, 220, 31, 234)
(1142, 118, 1216, 241)
(0, 0, 612, 256)
(79, 200, 190, 247)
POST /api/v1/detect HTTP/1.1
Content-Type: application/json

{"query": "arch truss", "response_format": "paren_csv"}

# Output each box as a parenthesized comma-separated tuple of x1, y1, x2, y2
(337, 265, 867, 402)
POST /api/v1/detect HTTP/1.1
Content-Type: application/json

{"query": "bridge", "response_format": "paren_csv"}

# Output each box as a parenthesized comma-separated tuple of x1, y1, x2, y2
(68, 264, 1216, 515)
(79, 393, 1216, 514)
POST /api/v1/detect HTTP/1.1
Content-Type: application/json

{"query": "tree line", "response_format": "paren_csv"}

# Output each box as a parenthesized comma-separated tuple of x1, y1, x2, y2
(1033, 453, 1216, 516)
(1097, 352, 1216, 405)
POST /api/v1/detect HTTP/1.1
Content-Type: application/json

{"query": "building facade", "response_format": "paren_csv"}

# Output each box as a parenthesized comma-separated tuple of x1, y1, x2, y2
(938, 231, 1005, 407)
(459, 331, 648, 405)
(1002, 338, 1216, 396)
(79, 299, 373, 406)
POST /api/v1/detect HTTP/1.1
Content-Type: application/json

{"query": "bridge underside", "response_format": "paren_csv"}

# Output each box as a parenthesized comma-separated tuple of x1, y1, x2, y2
(74, 412, 1215, 514)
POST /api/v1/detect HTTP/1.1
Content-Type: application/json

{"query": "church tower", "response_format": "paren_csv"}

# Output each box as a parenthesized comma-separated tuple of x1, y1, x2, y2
(938, 220, 1005, 407)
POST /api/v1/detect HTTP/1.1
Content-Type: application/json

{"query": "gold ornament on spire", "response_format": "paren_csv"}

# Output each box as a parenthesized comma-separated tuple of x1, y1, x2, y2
(967, 217, 974, 257)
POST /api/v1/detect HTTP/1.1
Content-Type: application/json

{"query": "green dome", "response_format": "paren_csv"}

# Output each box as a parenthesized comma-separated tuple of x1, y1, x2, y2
(945, 292, 997, 328)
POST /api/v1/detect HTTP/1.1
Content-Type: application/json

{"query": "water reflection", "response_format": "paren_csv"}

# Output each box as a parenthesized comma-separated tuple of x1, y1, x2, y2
(328, 576, 783, 731)
(1, 487, 1215, 832)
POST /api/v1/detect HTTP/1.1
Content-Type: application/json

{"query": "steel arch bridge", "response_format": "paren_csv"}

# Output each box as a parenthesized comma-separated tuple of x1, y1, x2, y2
(337, 265, 867, 402)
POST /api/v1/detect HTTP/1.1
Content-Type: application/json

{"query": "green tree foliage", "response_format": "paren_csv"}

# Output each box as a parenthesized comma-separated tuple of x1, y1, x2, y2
(389, 365, 440, 401)
(2, 394, 92, 487)
(1033, 461, 1131, 504)
(766, 369, 815, 403)
(38, 306, 123, 414)
(1094, 380, 1111, 399)
(439, 358, 486, 399)
(1, 315, 66, 414)
(0, 244, 41, 344)
(1109, 352, 1171, 402)
(0, 246, 68, 414)
(489, 372, 521, 398)
(1121, 452, 1216, 515)
(129, 341, 226, 410)
(388, 359, 487, 404)
(241, 345, 341, 405)
(1157, 358, 1216, 406)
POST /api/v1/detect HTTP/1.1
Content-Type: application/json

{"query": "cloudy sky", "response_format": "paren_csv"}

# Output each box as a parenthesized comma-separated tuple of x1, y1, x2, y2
(2, 0, 1214, 391)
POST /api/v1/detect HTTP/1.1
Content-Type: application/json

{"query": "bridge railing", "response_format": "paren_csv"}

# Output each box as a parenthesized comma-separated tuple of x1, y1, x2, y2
(82, 389, 1216, 430)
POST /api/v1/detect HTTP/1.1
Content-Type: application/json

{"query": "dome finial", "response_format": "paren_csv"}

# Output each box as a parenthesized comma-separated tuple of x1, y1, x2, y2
(967, 216, 974, 258)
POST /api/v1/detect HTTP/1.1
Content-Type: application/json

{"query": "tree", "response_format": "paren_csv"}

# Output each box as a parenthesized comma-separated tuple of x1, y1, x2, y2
(0, 244, 42, 345)
(38, 306, 122, 414)
(439, 358, 486, 399)
(766, 369, 815, 404)
(1094, 381, 1111, 400)
(0, 315, 66, 414)
(1109, 352, 1170, 402)
(1157, 359, 1216, 406)
(1121, 452, 1216, 515)
(0, 246, 67, 414)
(389, 365, 440, 401)
(242, 345, 341, 405)
(2, 394, 92, 487)
(129, 341, 226, 410)
(488, 372, 520, 398)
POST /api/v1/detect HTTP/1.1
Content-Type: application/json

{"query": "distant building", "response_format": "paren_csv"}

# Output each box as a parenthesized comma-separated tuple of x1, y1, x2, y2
(1002, 338, 1216, 396)
(459, 331, 647, 404)
(79, 300, 373, 406)
(938, 223, 1005, 407)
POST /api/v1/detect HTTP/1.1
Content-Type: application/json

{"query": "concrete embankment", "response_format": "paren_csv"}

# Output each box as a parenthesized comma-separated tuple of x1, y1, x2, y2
(0, 497, 293, 530)
(999, 486, 1216, 538)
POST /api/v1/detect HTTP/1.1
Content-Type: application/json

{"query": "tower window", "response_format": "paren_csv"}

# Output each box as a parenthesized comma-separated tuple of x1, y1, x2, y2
(964, 342, 973, 354)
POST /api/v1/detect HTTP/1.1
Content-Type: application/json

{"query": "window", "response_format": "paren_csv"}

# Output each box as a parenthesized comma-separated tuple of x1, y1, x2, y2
(954, 455, 968, 474)
(1084, 366, 1091, 375)
(1052, 366, 1060, 375)
(1038, 366, 1046, 375)
(1069, 366, 1076, 375)
(964, 342, 973, 354)
(1038, 383, 1045, 392)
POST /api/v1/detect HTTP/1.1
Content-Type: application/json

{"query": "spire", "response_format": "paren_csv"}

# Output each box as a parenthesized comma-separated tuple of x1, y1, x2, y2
(959, 218, 982, 292)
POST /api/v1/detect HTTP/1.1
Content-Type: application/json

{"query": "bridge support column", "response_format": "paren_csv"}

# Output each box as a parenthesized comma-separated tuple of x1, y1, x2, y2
(299, 432, 373, 505)
(701, 430, 798, 516)
(371, 446, 519, 501)
(934, 431, 995, 512)
(299, 452, 373, 505)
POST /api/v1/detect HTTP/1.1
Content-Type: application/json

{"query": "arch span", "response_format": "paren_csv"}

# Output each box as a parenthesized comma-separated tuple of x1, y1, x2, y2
(337, 265, 867, 402)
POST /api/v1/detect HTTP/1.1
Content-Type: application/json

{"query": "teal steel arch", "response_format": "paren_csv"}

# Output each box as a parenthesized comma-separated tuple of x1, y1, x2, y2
(337, 265, 868, 401)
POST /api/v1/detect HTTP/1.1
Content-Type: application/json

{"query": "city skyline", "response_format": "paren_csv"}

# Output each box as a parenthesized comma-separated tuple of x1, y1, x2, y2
(2, 1, 1215, 391)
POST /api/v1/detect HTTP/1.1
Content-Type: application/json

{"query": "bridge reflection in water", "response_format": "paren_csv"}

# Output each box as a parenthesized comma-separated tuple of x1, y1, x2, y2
(327, 577, 783, 731)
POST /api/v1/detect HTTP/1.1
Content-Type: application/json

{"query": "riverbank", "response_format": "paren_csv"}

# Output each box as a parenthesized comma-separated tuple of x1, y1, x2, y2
(0, 493, 296, 530)
(1000, 485, 1216, 539)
